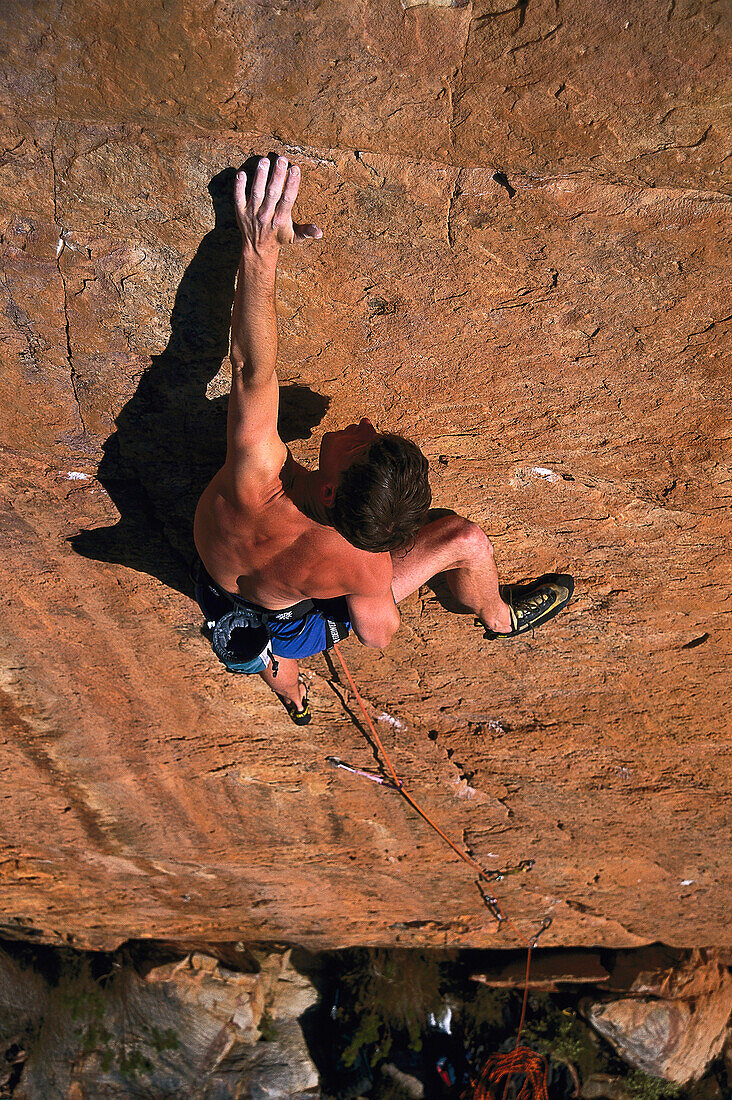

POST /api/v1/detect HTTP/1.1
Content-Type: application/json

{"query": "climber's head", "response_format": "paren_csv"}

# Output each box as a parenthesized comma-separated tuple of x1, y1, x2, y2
(318, 419, 432, 552)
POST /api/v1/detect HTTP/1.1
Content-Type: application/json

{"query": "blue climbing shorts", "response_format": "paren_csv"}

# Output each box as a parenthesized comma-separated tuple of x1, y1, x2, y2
(192, 555, 351, 671)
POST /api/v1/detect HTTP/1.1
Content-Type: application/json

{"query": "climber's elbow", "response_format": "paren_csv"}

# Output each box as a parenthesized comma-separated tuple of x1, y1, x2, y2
(347, 596, 400, 650)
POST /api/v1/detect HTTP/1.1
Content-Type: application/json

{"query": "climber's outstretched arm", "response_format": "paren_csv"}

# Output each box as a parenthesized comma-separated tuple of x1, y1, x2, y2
(226, 156, 322, 476)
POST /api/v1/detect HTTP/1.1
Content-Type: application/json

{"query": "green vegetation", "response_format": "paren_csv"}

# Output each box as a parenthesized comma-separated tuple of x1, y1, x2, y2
(36, 952, 181, 1081)
(460, 986, 695, 1100)
(462, 984, 512, 1041)
(117, 1048, 154, 1078)
(1, 940, 719, 1100)
(56, 955, 106, 1025)
(338, 948, 446, 1067)
(625, 1070, 683, 1099)
(80, 1018, 113, 1054)
(333, 957, 700, 1100)
(258, 1011, 278, 1042)
(148, 1025, 181, 1053)
(520, 993, 605, 1081)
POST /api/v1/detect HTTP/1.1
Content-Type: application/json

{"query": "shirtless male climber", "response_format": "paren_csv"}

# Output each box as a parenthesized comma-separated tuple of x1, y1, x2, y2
(193, 156, 574, 723)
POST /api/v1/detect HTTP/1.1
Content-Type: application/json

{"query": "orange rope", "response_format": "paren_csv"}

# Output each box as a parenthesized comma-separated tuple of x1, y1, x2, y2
(473, 1047, 550, 1100)
(332, 643, 521, 935)
(330, 642, 550, 1100)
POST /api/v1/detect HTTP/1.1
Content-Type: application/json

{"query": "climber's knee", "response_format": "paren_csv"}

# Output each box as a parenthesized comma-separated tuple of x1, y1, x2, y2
(438, 516, 492, 568)
(457, 519, 493, 563)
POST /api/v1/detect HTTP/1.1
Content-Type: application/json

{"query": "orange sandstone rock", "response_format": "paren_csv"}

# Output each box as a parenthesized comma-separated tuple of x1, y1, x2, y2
(0, 0, 729, 951)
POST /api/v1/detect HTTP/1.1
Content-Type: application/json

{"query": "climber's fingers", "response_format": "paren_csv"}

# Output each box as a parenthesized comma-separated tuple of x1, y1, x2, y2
(248, 156, 270, 214)
(235, 156, 323, 250)
(273, 164, 300, 230)
(233, 167, 249, 228)
(257, 156, 290, 224)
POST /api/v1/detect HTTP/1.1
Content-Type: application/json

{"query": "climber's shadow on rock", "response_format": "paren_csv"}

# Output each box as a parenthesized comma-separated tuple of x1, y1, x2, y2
(71, 162, 330, 598)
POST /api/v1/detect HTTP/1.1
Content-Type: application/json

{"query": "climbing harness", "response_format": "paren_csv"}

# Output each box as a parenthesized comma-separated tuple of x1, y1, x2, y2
(192, 554, 349, 678)
(328, 641, 554, 1100)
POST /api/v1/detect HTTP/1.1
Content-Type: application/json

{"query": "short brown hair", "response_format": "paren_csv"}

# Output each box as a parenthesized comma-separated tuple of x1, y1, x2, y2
(331, 433, 432, 552)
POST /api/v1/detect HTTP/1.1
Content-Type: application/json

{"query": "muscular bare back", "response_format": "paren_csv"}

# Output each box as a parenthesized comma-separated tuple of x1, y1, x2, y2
(193, 448, 392, 610)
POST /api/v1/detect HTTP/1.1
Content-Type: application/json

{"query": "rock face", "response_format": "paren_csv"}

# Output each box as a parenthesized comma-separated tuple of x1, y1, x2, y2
(471, 949, 609, 990)
(583, 950, 732, 1084)
(9, 946, 319, 1099)
(0, 950, 48, 1092)
(0, 0, 730, 950)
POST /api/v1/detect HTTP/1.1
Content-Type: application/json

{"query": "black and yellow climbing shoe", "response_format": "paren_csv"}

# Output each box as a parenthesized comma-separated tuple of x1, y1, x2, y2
(277, 680, 312, 725)
(482, 573, 575, 639)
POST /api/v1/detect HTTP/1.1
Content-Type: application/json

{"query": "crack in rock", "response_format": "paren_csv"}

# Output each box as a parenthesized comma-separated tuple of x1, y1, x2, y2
(50, 122, 86, 435)
(446, 168, 463, 249)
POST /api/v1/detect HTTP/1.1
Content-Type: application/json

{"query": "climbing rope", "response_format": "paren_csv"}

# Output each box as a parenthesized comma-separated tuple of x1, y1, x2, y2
(328, 642, 552, 1099)
(472, 1047, 550, 1100)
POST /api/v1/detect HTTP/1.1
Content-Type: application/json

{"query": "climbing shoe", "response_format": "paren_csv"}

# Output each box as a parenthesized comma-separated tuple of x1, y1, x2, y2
(481, 573, 575, 639)
(276, 679, 312, 725)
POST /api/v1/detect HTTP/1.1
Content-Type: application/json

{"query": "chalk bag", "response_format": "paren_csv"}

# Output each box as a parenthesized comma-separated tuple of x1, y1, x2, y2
(211, 609, 274, 675)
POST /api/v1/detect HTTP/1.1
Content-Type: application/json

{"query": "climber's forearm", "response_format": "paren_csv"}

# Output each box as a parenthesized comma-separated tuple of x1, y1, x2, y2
(229, 245, 279, 385)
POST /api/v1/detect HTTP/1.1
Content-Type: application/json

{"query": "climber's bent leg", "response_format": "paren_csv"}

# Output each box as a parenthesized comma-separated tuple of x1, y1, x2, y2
(390, 511, 512, 634)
